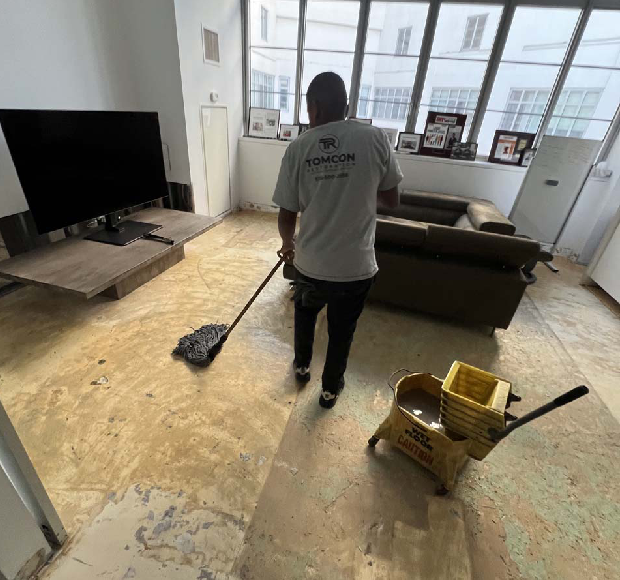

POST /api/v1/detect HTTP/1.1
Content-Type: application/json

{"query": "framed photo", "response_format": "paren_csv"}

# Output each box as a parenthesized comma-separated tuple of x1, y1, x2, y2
(248, 107, 280, 139)
(396, 132, 422, 154)
(424, 123, 449, 149)
(451, 142, 478, 161)
(350, 117, 372, 124)
(520, 147, 537, 167)
(299, 123, 310, 134)
(488, 130, 535, 165)
(420, 111, 467, 158)
(379, 127, 399, 149)
(279, 124, 300, 141)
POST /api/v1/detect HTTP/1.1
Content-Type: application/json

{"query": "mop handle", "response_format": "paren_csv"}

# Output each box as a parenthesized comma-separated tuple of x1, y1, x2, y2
(224, 257, 285, 339)
(488, 385, 589, 442)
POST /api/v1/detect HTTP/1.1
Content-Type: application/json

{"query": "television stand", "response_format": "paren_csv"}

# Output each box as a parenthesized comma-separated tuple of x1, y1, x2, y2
(0, 208, 220, 300)
(85, 213, 162, 246)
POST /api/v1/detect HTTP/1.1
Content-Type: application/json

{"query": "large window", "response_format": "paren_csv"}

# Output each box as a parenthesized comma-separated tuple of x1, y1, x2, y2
(415, 3, 503, 138)
(249, 0, 298, 124)
(245, 1, 620, 161)
(300, 0, 361, 123)
(358, 2, 429, 132)
(554, 9, 620, 141)
(477, 6, 581, 154)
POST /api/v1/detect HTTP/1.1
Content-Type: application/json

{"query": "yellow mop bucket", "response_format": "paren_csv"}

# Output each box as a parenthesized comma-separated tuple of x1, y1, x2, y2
(369, 366, 590, 491)
(368, 370, 471, 491)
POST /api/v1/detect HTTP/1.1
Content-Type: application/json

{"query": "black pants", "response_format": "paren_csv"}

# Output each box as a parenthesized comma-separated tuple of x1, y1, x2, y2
(294, 270, 373, 392)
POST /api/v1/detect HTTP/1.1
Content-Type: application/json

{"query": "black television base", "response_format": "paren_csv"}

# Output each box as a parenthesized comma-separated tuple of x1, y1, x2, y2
(85, 220, 162, 246)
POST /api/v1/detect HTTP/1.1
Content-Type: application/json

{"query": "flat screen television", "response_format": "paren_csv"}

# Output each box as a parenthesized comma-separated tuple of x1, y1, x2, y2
(0, 109, 169, 245)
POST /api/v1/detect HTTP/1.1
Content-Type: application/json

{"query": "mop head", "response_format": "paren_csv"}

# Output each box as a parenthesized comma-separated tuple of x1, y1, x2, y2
(172, 323, 229, 367)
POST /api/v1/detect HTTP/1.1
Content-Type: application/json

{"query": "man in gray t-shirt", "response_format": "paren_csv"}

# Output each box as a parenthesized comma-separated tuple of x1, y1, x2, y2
(273, 72, 402, 408)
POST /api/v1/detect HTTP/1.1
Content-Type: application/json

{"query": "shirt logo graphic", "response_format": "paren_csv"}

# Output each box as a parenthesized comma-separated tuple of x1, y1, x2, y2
(318, 135, 340, 153)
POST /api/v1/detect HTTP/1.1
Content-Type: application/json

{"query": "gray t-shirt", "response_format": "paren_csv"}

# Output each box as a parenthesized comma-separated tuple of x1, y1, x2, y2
(272, 119, 403, 281)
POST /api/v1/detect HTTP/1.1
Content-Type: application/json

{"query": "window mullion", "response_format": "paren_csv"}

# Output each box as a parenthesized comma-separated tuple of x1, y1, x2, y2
(469, 0, 516, 143)
(535, 0, 594, 146)
(293, 0, 308, 125)
(405, 0, 440, 133)
(348, 0, 371, 119)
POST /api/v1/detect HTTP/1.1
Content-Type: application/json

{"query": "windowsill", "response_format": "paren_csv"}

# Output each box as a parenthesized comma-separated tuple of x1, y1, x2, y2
(238, 136, 525, 171)
(238, 136, 611, 181)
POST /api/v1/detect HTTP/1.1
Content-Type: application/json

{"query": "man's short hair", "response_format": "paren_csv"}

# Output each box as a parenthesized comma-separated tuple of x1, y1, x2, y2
(307, 72, 348, 118)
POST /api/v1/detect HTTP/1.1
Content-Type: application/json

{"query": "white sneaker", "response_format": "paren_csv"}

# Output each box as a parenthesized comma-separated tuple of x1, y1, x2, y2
(294, 363, 311, 383)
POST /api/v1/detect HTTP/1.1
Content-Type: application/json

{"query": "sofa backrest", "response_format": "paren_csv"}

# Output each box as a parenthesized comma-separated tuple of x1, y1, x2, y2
(384, 190, 517, 236)
(423, 224, 540, 268)
(376, 215, 427, 248)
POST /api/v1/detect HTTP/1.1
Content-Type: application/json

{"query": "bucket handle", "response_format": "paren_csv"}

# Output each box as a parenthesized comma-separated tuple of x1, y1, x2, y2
(386, 368, 429, 430)
(387, 368, 412, 393)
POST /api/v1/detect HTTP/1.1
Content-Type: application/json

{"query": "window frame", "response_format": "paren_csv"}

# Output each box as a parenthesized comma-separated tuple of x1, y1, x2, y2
(242, 0, 620, 162)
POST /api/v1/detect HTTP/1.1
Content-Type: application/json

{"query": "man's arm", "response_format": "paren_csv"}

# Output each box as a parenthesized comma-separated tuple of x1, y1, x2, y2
(378, 186, 399, 209)
(278, 208, 297, 261)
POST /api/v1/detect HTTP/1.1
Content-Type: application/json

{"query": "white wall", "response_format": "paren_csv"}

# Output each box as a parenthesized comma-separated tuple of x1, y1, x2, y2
(174, 0, 244, 215)
(238, 136, 619, 262)
(0, 0, 190, 219)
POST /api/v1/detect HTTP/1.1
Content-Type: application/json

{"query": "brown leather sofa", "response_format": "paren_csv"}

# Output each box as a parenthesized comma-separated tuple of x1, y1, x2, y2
(371, 191, 541, 330)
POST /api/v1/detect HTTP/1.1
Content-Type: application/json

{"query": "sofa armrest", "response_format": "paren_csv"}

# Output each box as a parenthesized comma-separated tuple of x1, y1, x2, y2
(423, 224, 540, 268)
(467, 202, 516, 236)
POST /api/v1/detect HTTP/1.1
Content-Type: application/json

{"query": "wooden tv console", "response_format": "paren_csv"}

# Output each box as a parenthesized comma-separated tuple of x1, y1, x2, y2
(0, 208, 220, 300)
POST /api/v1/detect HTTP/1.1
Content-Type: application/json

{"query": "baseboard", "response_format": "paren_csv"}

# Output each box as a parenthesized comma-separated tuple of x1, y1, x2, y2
(239, 201, 279, 213)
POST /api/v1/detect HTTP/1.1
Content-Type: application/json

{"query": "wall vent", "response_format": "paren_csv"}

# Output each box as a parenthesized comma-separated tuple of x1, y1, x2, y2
(203, 27, 220, 64)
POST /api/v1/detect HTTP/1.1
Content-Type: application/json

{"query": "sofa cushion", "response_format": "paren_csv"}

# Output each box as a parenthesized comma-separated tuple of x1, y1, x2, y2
(401, 191, 470, 213)
(376, 215, 427, 248)
(454, 214, 476, 231)
(467, 202, 516, 235)
(423, 224, 540, 268)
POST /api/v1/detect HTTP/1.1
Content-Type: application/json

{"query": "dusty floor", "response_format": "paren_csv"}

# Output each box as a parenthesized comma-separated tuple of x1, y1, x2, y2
(1, 211, 619, 580)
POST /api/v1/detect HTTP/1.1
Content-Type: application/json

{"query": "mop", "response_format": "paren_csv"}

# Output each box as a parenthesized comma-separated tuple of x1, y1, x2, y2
(172, 257, 285, 367)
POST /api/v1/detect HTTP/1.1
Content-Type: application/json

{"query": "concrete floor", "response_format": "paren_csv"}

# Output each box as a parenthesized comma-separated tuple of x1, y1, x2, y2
(1, 211, 619, 580)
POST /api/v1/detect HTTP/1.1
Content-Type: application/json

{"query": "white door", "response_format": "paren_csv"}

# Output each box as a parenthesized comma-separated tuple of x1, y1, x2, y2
(201, 106, 231, 217)
(592, 222, 620, 302)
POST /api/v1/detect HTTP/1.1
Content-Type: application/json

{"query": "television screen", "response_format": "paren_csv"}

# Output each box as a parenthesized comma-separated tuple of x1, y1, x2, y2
(0, 110, 169, 234)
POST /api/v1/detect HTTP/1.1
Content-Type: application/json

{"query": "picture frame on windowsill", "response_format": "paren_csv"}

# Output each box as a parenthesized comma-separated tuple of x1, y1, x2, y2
(248, 107, 280, 139)
(520, 147, 537, 167)
(279, 124, 300, 141)
(396, 132, 422, 154)
(450, 142, 478, 161)
(488, 130, 535, 165)
(379, 127, 399, 149)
